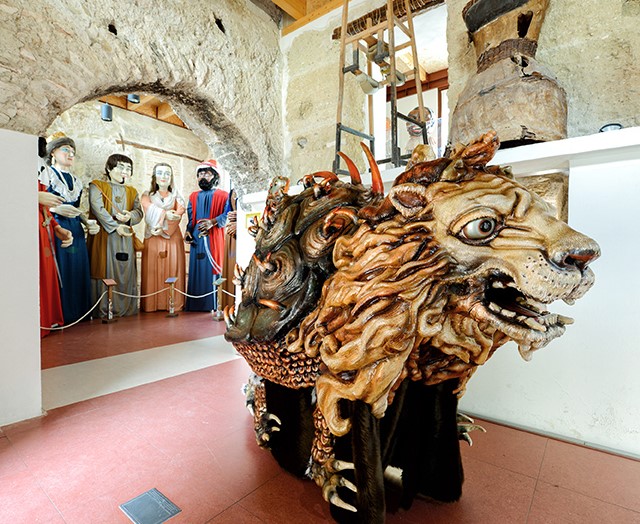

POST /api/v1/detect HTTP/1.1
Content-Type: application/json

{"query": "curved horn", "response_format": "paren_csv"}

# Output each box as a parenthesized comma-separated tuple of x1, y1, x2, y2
(258, 298, 285, 311)
(252, 253, 276, 273)
(360, 142, 383, 195)
(337, 152, 362, 184)
(223, 305, 235, 327)
(311, 171, 340, 182)
(322, 207, 358, 237)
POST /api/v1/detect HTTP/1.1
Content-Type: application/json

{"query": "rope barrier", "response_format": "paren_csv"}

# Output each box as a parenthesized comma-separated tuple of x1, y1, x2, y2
(41, 284, 237, 332)
(174, 288, 216, 299)
(40, 290, 108, 331)
(113, 288, 168, 299)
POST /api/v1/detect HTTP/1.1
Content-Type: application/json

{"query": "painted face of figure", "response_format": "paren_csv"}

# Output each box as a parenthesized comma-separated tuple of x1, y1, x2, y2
(51, 145, 75, 170)
(155, 165, 172, 191)
(197, 168, 218, 191)
(110, 161, 133, 185)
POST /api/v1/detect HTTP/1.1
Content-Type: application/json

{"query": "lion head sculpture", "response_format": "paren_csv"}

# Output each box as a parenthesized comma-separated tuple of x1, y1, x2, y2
(277, 131, 599, 436)
(225, 131, 600, 519)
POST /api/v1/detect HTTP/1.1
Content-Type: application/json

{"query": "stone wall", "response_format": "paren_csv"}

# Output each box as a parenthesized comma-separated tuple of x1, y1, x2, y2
(0, 0, 283, 195)
(282, 1, 371, 180)
(47, 101, 210, 239)
(447, 0, 640, 140)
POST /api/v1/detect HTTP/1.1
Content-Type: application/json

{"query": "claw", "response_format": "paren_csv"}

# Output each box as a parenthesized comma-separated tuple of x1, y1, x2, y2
(457, 412, 486, 446)
(328, 492, 357, 513)
(266, 413, 282, 426)
(323, 475, 358, 513)
(255, 411, 282, 447)
(325, 458, 355, 474)
(457, 412, 475, 425)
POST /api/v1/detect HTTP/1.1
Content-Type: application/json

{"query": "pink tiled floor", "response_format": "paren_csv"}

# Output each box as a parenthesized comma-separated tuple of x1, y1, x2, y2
(41, 311, 227, 369)
(2, 356, 639, 523)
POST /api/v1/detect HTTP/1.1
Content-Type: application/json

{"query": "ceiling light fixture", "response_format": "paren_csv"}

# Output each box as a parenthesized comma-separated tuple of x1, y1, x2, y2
(101, 102, 113, 122)
(127, 94, 140, 104)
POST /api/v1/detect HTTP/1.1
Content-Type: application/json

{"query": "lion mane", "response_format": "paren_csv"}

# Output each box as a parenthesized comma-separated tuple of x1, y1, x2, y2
(224, 131, 600, 521)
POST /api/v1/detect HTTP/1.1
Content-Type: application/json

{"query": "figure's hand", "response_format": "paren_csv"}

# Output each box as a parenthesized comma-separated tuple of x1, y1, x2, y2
(151, 226, 164, 236)
(116, 224, 133, 237)
(227, 210, 237, 223)
(39, 192, 64, 208)
(197, 219, 216, 235)
(54, 225, 73, 248)
(184, 231, 194, 244)
(86, 219, 100, 235)
(166, 210, 180, 221)
(115, 210, 132, 223)
(51, 203, 82, 218)
(227, 221, 237, 237)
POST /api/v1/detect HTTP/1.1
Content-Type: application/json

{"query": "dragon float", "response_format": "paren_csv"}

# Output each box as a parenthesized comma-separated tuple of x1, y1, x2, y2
(224, 131, 599, 523)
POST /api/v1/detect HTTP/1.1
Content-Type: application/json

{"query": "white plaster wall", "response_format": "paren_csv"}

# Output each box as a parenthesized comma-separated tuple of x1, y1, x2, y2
(460, 148, 640, 459)
(0, 129, 41, 425)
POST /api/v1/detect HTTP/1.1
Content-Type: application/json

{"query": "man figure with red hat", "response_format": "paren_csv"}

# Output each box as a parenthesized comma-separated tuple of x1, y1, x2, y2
(184, 159, 231, 316)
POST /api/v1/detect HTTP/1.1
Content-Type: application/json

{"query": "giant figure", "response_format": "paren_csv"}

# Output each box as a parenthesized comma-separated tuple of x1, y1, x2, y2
(87, 154, 143, 318)
(220, 188, 237, 311)
(38, 177, 72, 337)
(140, 163, 186, 312)
(225, 132, 600, 523)
(184, 159, 230, 315)
(40, 135, 100, 324)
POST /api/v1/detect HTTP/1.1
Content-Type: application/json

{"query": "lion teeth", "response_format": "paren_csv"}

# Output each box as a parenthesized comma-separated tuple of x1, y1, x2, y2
(524, 317, 547, 332)
(506, 281, 517, 288)
(563, 298, 576, 306)
(557, 314, 574, 325)
(491, 281, 506, 288)
(538, 313, 557, 326)
(488, 302, 517, 318)
(518, 344, 534, 361)
(488, 302, 501, 313)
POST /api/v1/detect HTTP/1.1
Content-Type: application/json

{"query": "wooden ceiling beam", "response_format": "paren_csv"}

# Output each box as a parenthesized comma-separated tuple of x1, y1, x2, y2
(97, 95, 186, 128)
(99, 95, 127, 109)
(282, 0, 342, 35)
(273, 0, 306, 20)
(156, 102, 175, 121)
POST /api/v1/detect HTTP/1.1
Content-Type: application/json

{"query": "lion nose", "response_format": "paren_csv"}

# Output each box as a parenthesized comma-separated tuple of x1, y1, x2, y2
(551, 236, 601, 271)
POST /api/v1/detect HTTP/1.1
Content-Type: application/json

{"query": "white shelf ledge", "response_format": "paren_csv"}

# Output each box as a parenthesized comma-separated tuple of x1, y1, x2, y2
(491, 126, 640, 176)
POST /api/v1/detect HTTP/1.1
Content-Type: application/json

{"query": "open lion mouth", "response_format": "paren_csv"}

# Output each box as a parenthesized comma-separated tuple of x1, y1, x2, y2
(469, 274, 575, 361)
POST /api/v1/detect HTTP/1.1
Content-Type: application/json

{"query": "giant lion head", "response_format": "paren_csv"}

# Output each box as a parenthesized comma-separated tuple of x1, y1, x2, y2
(300, 131, 601, 436)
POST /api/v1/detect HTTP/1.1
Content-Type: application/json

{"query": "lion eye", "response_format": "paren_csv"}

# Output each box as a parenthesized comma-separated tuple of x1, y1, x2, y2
(460, 217, 497, 241)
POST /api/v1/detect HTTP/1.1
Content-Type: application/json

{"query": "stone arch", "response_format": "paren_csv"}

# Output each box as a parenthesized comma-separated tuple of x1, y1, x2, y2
(80, 82, 261, 195)
(0, 0, 284, 195)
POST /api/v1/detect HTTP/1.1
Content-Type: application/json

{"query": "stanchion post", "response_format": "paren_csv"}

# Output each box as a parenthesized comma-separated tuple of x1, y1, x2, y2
(101, 278, 118, 324)
(165, 276, 179, 317)
(213, 277, 225, 321)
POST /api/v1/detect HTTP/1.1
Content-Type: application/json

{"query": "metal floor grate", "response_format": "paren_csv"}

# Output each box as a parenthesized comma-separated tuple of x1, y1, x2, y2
(119, 488, 181, 524)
